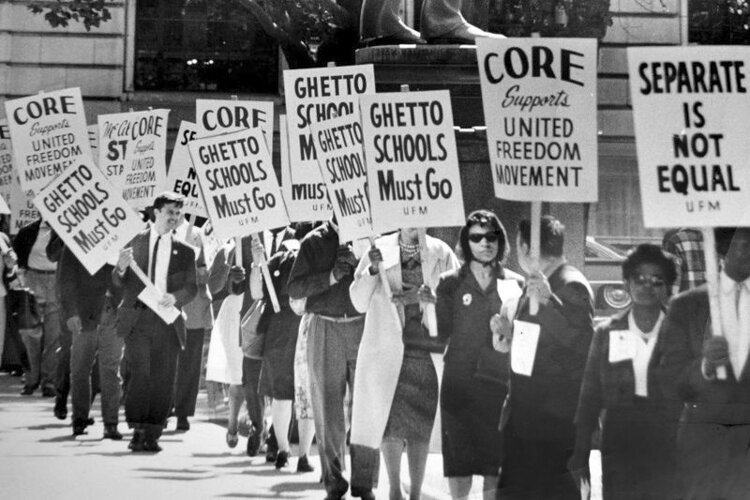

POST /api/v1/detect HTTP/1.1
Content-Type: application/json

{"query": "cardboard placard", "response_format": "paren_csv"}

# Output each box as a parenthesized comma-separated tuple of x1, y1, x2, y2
(628, 46, 750, 227)
(33, 159, 144, 275)
(4, 87, 93, 196)
(477, 38, 599, 202)
(98, 109, 170, 209)
(0, 121, 15, 215)
(282, 65, 375, 220)
(310, 111, 374, 242)
(8, 174, 39, 235)
(166, 121, 207, 218)
(188, 128, 289, 241)
(359, 90, 466, 233)
(195, 99, 274, 141)
(88, 124, 99, 167)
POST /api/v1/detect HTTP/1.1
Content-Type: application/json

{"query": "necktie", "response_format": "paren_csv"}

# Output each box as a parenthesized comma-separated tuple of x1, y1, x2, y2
(150, 235, 161, 282)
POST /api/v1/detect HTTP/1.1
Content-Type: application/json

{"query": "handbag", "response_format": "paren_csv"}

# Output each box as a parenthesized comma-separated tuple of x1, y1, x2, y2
(240, 299, 266, 359)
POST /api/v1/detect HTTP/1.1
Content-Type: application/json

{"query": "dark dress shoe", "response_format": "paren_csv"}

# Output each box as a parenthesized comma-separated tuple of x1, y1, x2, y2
(87, 417, 95, 425)
(176, 417, 190, 431)
(53, 396, 67, 420)
(246, 425, 261, 457)
(103, 424, 123, 440)
(275, 450, 289, 469)
(142, 440, 162, 452)
(72, 422, 88, 436)
(128, 429, 145, 451)
(351, 487, 375, 500)
(20, 384, 38, 396)
(297, 455, 314, 473)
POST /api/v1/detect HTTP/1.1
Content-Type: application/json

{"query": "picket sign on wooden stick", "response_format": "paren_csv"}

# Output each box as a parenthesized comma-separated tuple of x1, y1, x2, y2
(223, 94, 280, 313)
(701, 228, 727, 380)
(399, 84, 438, 337)
(529, 201, 542, 316)
(128, 260, 150, 287)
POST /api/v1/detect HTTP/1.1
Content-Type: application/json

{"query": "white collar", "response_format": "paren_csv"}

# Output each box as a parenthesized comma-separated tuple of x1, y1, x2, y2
(628, 310, 664, 340)
(149, 224, 171, 242)
(720, 270, 750, 295)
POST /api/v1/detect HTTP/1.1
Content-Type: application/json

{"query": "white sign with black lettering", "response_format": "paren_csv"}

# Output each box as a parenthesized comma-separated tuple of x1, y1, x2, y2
(310, 111, 374, 242)
(166, 121, 207, 218)
(88, 124, 99, 167)
(4, 87, 93, 195)
(98, 109, 169, 210)
(628, 46, 750, 227)
(360, 90, 465, 233)
(0, 121, 15, 216)
(33, 159, 144, 274)
(195, 99, 274, 141)
(477, 38, 598, 202)
(283, 65, 375, 220)
(188, 128, 289, 241)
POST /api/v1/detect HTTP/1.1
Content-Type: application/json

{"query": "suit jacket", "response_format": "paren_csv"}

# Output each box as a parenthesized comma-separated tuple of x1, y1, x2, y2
(503, 263, 595, 440)
(112, 229, 197, 349)
(59, 246, 120, 331)
(13, 219, 42, 269)
(657, 284, 750, 424)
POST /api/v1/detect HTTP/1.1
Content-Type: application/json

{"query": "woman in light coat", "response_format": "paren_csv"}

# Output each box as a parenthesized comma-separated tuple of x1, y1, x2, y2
(349, 228, 458, 500)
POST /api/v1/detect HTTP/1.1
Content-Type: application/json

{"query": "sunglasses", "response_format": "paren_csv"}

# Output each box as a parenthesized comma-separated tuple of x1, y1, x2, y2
(631, 274, 666, 287)
(468, 232, 500, 243)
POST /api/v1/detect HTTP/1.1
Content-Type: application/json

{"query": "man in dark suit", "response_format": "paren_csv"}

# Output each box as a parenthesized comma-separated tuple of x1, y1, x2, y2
(113, 192, 197, 452)
(658, 226, 750, 499)
(498, 215, 594, 500)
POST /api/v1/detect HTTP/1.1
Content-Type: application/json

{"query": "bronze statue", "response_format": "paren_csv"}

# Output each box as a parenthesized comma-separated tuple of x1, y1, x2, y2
(360, 0, 505, 45)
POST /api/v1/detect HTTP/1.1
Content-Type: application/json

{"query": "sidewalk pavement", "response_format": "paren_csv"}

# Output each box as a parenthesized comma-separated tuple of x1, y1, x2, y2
(0, 371, 601, 499)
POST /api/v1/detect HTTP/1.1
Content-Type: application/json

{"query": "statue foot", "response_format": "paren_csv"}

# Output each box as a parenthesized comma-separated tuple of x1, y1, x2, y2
(361, 19, 426, 46)
(426, 22, 505, 45)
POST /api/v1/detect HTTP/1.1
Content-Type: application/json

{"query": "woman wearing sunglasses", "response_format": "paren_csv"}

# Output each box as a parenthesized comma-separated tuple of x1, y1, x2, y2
(567, 244, 682, 499)
(435, 210, 523, 500)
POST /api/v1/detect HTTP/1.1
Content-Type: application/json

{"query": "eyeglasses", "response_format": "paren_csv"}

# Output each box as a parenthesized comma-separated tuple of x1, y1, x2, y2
(631, 274, 666, 287)
(468, 232, 500, 243)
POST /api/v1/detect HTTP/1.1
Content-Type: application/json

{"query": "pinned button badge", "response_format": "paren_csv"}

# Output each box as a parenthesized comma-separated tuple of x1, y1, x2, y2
(462, 293, 472, 306)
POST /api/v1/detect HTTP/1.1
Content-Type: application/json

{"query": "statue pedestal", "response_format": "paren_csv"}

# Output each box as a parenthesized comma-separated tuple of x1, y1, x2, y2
(355, 44, 586, 272)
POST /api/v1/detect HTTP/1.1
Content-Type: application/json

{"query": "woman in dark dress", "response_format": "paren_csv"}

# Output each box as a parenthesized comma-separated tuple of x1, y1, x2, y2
(568, 244, 682, 499)
(436, 210, 523, 500)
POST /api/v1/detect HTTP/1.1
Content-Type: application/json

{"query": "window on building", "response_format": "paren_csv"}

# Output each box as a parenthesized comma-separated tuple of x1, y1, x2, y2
(689, 0, 750, 45)
(135, 0, 279, 92)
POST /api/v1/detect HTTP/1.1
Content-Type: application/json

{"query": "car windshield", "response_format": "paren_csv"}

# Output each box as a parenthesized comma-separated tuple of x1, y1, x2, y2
(585, 236, 626, 260)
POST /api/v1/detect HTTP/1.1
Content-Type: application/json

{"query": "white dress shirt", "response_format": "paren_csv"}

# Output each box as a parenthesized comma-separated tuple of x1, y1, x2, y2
(629, 310, 664, 398)
(719, 271, 750, 378)
(149, 225, 172, 294)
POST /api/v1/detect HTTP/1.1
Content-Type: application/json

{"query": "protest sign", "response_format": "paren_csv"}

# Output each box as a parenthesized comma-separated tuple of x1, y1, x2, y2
(195, 99, 274, 141)
(477, 38, 598, 203)
(188, 128, 289, 242)
(4, 87, 92, 195)
(99, 109, 170, 210)
(283, 65, 375, 220)
(166, 121, 207, 218)
(9, 174, 39, 235)
(33, 158, 143, 275)
(88, 124, 99, 167)
(0, 121, 15, 213)
(628, 46, 750, 228)
(359, 90, 466, 234)
(310, 110, 373, 242)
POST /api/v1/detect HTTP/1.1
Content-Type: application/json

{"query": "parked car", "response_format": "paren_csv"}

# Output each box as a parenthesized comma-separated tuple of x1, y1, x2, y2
(584, 236, 632, 318)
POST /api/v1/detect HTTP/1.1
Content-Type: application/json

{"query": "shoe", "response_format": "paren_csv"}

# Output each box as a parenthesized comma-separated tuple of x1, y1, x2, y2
(128, 429, 145, 452)
(226, 431, 239, 449)
(87, 417, 95, 426)
(265, 427, 278, 462)
(53, 395, 67, 420)
(275, 450, 289, 469)
(425, 22, 506, 45)
(72, 420, 88, 436)
(103, 424, 123, 440)
(176, 417, 190, 432)
(41, 386, 56, 398)
(351, 487, 376, 500)
(142, 440, 162, 452)
(20, 384, 38, 396)
(246, 425, 261, 457)
(297, 455, 314, 473)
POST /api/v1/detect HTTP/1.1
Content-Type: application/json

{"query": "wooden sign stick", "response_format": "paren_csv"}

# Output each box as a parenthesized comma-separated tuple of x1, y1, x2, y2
(529, 201, 542, 316)
(702, 228, 727, 380)
(251, 233, 281, 313)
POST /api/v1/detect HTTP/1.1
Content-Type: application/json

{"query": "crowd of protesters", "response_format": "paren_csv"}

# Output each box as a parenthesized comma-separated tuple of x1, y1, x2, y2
(1, 192, 749, 500)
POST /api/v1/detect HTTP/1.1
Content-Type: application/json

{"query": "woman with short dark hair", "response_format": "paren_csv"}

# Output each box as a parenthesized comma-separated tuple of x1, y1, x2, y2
(568, 243, 682, 499)
(436, 210, 523, 500)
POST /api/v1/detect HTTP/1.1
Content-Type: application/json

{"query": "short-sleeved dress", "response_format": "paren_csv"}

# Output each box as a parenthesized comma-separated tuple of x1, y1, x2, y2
(437, 264, 512, 477)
